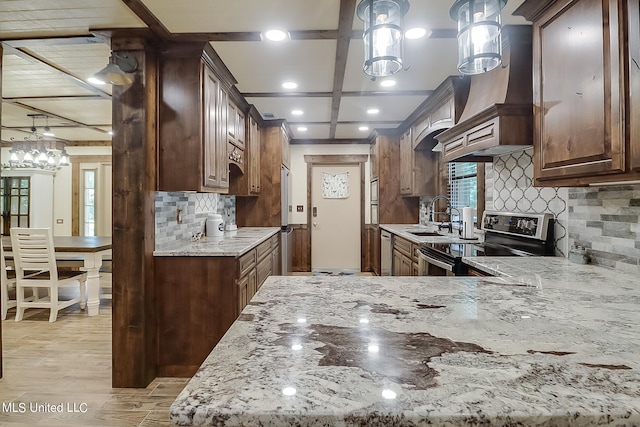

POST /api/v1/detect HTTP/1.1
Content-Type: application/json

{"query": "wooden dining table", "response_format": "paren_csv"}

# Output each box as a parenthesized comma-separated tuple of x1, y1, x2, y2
(2, 235, 112, 317)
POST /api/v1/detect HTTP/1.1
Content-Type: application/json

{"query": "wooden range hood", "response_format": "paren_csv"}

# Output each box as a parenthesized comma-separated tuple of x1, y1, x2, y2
(436, 25, 533, 162)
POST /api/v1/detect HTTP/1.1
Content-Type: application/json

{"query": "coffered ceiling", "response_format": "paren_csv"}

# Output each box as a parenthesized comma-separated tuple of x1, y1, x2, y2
(0, 0, 528, 147)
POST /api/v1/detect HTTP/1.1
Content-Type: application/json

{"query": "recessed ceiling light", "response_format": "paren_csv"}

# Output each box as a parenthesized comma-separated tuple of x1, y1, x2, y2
(262, 29, 290, 42)
(380, 80, 396, 88)
(297, 127, 308, 132)
(291, 109, 304, 116)
(405, 27, 427, 39)
(108, 131, 114, 136)
(359, 126, 369, 131)
(88, 77, 105, 85)
(282, 81, 298, 89)
(367, 108, 380, 115)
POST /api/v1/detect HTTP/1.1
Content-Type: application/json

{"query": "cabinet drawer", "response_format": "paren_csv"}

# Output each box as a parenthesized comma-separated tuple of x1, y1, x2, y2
(270, 233, 280, 248)
(256, 255, 272, 290)
(256, 239, 272, 261)
(393, 236, 412, 258)
(238, 249, 256, 277)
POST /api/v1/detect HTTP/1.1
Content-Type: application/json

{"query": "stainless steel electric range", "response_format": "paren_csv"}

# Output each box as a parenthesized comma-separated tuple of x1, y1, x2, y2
(418, 210, 555, 276)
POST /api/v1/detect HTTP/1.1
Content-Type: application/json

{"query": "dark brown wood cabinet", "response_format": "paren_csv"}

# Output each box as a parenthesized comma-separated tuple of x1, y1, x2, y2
(516, 0, 640, 185)
(236, 121, 290, 227)
(229, 111, 261, 196)
(399, 128, 439, 197)
(391, 235, 417, 276)
(156, 233, 280, 377)
(158, 44, 234, 193)
(370, 132, 420, 225)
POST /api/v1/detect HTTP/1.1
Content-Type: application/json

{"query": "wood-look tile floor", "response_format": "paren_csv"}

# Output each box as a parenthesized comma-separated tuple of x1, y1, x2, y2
(0, 273, 188, 427)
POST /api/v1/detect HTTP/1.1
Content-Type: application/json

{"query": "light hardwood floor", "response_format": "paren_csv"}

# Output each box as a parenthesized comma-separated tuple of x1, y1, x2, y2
(0, 273, 188, 427)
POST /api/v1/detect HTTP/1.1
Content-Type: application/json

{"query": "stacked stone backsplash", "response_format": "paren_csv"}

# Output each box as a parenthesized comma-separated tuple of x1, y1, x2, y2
(155, 192, 236, 250)
(568, 185, 640, 273)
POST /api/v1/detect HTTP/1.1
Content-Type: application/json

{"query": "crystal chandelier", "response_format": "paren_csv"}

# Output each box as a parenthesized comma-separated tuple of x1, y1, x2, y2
(3, 115, 70, 171)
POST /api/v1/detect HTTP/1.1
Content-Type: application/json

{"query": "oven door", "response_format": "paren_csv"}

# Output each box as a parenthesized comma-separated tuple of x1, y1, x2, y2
(418, 249, 456, 276)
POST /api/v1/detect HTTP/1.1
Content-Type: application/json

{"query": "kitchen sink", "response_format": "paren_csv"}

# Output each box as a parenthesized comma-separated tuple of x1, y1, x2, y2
(408, 231, 443, 237)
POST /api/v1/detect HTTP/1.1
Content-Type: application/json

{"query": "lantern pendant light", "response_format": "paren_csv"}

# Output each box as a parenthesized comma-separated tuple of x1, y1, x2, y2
(357, 0, 410, 78)
(450, 0, 506, 75)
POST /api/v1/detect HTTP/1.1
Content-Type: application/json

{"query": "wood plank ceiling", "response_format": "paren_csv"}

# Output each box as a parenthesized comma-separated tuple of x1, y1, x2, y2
(0, 0, 528, 147)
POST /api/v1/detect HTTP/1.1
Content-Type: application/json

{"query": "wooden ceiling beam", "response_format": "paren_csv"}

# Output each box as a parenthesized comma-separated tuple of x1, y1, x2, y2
(291, 138, 370, 145)
(329, 0, 357, 139)
(119, 0, 173, 40)
(1, 140, 111, 148)
(0, 36, 103, 47)
(243, 90, 433, 98)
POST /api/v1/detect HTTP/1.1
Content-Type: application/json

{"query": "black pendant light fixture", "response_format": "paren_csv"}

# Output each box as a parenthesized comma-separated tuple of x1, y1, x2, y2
(357, 0, 410, 78)
(450, 0, 506, 75)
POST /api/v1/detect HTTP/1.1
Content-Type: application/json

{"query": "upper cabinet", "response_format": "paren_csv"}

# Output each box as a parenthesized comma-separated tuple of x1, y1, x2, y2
(227, 100, 246, 150)
(516, 0, 640, 185)
(399, 76, 470, 197)
(158, 43, 234, 193)
(229, 109, 261, 196)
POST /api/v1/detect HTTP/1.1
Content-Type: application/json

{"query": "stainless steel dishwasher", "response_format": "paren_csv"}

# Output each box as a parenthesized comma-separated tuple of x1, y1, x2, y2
(380, 230, 392, 276)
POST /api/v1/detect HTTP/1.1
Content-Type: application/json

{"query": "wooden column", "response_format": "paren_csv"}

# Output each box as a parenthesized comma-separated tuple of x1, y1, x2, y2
(110, 36, 158, 388)
(0, 42, 4, 379)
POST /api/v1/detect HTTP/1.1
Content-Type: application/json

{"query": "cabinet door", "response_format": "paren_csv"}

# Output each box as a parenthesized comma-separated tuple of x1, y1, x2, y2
(400, 254, 413, 276)
(236, 109, 246, 149)
(237, 274, 249, 314)
(256, 255, 272, 290)
(203, 66, 221, 189)
(392, 249, 402, 276)
(249, 117, 261, 193)
(534, 0, 626, 182)
(399, 130, 412, 195)
(629, 0, 640, 172)
(217, 86, 230, 189)
(271, 244, 281, 276)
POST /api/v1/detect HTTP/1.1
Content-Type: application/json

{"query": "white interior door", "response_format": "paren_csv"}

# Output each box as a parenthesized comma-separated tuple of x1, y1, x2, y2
(311, 164, 361, 271)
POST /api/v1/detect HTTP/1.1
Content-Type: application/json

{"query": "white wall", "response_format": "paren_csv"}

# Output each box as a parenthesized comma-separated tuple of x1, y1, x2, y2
(289, 144, 371, 225)
(2, 146, 112, 236)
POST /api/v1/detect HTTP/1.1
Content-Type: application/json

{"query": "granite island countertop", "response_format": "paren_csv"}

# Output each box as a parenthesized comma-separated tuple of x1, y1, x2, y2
(170, 268, 640, 426)
(153, 227, 280, 257)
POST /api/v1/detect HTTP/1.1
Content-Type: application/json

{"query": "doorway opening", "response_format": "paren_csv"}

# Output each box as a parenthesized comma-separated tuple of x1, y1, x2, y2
(305, 155, 367, 273)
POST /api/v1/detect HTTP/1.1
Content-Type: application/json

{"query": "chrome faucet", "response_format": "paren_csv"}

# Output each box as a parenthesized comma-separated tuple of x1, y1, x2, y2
(428, 195, 461, 234)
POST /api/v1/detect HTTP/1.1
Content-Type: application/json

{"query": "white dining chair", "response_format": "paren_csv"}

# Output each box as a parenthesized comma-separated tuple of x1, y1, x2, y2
(10, 227, 87, 322)
(1, 244, 17, 321)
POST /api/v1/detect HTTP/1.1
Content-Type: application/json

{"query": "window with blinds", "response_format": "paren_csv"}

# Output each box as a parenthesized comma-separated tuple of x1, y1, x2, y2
(447, 162, 477, 221)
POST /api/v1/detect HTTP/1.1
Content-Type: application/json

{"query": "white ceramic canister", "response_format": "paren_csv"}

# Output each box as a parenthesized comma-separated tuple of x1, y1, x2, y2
(206, 213, 225, 237)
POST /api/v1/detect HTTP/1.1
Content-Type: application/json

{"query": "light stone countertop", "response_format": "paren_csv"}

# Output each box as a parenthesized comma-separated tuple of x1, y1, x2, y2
(153, 227, 280, 257)
(170, 264, 640, 426)
(380, 223, 482, 245)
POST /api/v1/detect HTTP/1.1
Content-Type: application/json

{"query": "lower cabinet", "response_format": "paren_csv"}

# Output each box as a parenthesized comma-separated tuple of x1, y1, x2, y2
(156, 233, 280, 377)
(391, 235, 419, 276)
(237, 234, 280, 313)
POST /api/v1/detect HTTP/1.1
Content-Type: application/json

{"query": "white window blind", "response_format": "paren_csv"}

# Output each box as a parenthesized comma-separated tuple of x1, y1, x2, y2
(448, 162, 477, 220)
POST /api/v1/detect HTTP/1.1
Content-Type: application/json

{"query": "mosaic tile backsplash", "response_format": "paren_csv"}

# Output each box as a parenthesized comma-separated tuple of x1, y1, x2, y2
(155, 192, 236, 250)
(490, 148, 569, 257)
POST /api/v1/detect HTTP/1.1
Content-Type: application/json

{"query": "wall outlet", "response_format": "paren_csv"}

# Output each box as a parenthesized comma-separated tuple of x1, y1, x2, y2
(296, 205, 304, 212)
(56, 219, 64, 224)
